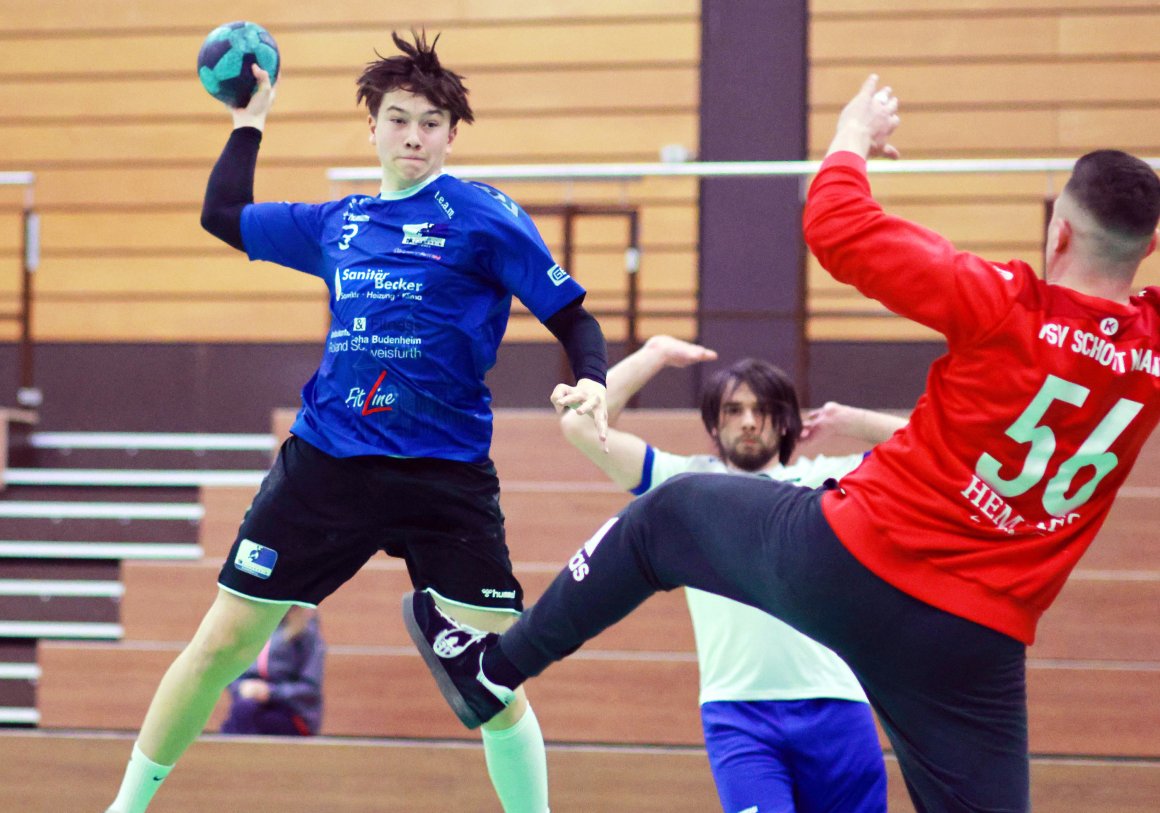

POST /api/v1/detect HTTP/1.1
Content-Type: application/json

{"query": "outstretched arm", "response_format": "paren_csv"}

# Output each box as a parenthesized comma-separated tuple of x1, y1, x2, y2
(825, 73, 900, 161)
(798, 401, 907, 448)
(559, 335, 716, 490)
(805, 75, 1016, 346)
(200, 65, 276, 250)
(544, 298, 610, 447)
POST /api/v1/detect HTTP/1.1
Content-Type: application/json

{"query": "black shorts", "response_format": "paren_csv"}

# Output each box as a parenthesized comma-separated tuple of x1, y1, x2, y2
(217, 435, 522, 612)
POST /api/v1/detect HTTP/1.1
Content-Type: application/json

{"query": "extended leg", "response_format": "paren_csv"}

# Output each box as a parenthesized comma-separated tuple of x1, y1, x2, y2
(405, 475, 819, 723)
(498, 474, 818, 680)
(106, 589, 289, 813)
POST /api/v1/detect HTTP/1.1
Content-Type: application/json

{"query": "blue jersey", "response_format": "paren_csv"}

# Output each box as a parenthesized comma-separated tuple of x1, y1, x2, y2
(241, 173, 585, 462)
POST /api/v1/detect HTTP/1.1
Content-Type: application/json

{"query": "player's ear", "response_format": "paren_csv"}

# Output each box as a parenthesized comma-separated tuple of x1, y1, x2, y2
(368, 115, 377, 144)
(1145, 229, 1159, 259)
(1052, 218, 1072, 254)
(448, 124, 458, 146)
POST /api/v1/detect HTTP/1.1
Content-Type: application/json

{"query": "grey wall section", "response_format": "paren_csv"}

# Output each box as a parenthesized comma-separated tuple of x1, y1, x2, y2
(0, 339, 940, 430)
(3, 343, 319, 431)
(698, 0, 809, 397)
(808, 340, 948, 411)
(0, 341, 706, 431)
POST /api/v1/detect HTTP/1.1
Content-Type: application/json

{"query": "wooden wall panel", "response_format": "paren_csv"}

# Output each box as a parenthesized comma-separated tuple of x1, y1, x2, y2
(33, 300, 330, 343)
(0, 114, 698, 164)
(0, 68, 698, 121)
(0, 222, 23, 254)
(32, 166, 331, 208)
(38, 206, 693, 258)
(811, 17, 1059, 61)
(1058, 13, 1160, 55)
(812, 61, 1160, 108)
(0, 22, 699, 78)
(0, 4, 700, 343)
(816, 0, 1160, 11)
(0, 0, 700, 28)
(808, 109, 1063, 156)
(6, 2, 1160, 348)
(807, 1, 1160, 342)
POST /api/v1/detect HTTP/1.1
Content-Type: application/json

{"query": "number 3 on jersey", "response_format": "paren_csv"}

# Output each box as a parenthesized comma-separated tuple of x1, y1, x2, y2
(338, 224, 359, 251)
(976, 374, 1143, 516)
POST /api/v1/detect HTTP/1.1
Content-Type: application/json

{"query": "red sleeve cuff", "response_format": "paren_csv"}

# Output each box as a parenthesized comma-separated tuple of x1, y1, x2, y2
(821, 151, 868, 174)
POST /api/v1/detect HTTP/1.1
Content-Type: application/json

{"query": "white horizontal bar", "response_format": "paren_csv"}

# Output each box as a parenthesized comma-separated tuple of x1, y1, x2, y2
(0, 707, 40, 724)
(0, 579, 123, 598)
(0, 542, 202, 560)
(1071, 569, 1160, 582)
(1119, 486, 1160, 498)
(327, 156, 1160, 184)
(0, 501, 203, 520)
(0, 172, 35, 186)
(502, 480, 620, 493)
(29, 432, 276, 451)
(5, 468, 265, 488)
(0, 664, 40, 680)
(0, 621, 122, 639)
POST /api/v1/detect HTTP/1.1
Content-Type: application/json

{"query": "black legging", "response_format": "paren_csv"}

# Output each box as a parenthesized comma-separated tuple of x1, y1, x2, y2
(500, 473, 1030, 813)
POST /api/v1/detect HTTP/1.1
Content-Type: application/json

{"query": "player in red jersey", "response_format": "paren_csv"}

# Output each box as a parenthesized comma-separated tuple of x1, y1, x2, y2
(402, 76, 1160, 812)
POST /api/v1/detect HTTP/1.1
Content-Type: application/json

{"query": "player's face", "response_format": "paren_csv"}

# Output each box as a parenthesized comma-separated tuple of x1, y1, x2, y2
(370, 90, 458, 191)
(712, 382, 781, 472)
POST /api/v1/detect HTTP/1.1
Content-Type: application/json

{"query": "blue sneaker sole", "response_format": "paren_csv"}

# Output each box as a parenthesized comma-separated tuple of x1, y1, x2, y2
(401, 593, 484, 729)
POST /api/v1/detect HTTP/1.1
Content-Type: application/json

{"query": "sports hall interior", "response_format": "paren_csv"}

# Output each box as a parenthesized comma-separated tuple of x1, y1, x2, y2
(0, 1, 1158, 810)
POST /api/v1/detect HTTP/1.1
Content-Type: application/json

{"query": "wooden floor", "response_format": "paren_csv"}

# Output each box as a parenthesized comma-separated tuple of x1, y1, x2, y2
(1, 730, 720, 813)
(5, 730, 1160, 812)
(14, 410, 1160, 810)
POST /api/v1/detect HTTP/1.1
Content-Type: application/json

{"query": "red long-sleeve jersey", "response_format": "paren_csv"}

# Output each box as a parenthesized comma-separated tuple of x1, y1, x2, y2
(805, 151, 1160, 644)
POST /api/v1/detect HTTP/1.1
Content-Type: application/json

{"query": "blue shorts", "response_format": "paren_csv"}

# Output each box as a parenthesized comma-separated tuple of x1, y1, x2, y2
(701, 698, 886, 813)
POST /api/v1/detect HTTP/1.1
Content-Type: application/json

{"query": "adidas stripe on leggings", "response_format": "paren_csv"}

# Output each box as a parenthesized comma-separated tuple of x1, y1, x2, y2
(496, 473, 1030, 813)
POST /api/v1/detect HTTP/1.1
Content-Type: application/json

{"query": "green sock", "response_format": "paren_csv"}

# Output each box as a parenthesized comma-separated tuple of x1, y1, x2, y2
(481, 704, 550, 813)
(106, 743, 173, 813)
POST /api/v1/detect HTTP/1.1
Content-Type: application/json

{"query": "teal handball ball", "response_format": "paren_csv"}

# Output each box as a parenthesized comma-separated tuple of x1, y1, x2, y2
(197, 21, 280, 108)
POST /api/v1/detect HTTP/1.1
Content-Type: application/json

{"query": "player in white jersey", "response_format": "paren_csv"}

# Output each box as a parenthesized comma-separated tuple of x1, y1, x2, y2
(557, 336, 906, 813)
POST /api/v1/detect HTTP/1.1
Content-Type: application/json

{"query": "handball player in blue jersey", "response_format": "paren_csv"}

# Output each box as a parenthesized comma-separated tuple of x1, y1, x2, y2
(106, 31, 608, 813)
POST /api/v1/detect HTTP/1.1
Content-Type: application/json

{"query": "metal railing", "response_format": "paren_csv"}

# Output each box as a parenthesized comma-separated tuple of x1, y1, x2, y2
(327, 157, 1159, 185)
(327, 157, 1160, 347)
(0, 171, 39, 409)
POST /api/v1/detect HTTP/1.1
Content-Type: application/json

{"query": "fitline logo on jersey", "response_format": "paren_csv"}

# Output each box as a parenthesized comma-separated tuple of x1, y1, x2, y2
(345, 371, 396, 415)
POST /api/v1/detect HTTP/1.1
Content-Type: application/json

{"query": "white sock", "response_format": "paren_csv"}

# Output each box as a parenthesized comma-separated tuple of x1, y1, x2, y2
(106, 743, 173, 813)
(481, 704, 550, 813)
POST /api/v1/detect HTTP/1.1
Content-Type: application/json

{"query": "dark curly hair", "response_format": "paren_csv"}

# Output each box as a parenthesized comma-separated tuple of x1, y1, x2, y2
(355, 30, 474, 126)
(700, 358, 802, 465)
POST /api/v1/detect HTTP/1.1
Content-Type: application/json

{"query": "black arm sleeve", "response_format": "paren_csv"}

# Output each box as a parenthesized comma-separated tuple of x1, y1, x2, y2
(200, 126, 263, 252)
(543, 296, 608, 387)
